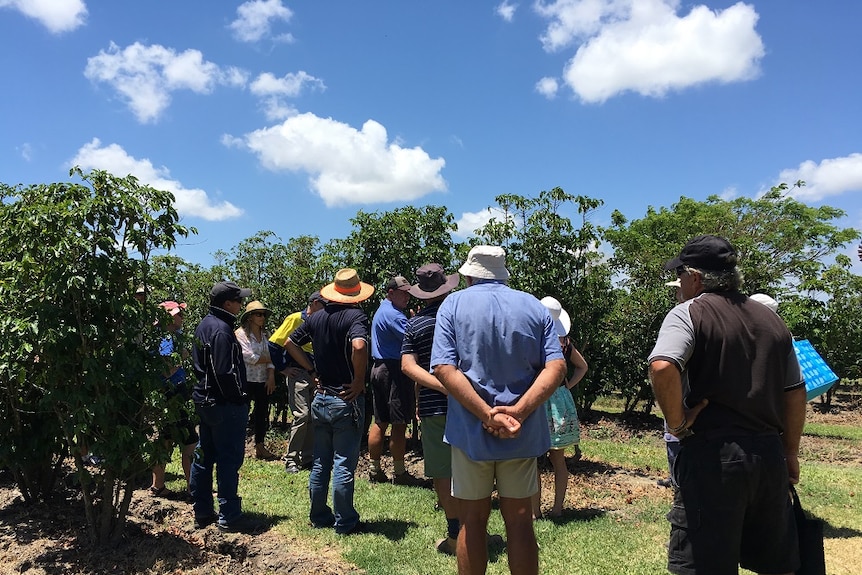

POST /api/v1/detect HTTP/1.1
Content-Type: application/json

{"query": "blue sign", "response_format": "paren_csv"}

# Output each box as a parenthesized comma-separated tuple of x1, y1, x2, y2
(793, 339, 839, 401)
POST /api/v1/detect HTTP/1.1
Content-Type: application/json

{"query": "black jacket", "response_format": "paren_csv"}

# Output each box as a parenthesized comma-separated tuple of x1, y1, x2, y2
(192, 306, 248, 405)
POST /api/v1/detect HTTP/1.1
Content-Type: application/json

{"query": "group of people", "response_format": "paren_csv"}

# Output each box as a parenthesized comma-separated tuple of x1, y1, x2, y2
(154, 235, 814, 575)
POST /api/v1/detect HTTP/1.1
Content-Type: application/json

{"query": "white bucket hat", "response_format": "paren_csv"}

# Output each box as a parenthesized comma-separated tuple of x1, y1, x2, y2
(458, 245, 510, 281)
(540, 296, 571, 337)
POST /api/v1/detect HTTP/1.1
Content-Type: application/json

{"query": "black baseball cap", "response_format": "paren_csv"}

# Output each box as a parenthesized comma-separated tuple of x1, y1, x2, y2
(664, 235, 738, 272)
(210, 281, 252, 305)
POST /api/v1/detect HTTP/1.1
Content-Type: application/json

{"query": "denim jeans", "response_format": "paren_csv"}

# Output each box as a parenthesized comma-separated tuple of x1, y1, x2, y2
(190, 402, 249, 526)
(308, 393, 364, 534)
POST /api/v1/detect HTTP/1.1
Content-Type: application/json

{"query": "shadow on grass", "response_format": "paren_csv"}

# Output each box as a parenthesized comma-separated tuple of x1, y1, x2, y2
(823, 521, 862, 539)
(354, 517, 417, 541)
(541, 507, 607, 526)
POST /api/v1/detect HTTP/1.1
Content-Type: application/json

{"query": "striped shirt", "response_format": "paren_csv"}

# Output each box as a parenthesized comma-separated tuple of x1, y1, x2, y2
(402, 302, 447, 418)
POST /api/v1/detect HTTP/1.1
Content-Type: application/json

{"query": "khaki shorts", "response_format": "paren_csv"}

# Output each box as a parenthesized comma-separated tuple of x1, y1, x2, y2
(451, 445, 537, 500)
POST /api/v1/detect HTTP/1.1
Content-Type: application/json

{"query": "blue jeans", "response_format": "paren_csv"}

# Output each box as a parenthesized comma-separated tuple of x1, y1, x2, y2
(190, 402, 249, 526)
(308, 393, 364, 534)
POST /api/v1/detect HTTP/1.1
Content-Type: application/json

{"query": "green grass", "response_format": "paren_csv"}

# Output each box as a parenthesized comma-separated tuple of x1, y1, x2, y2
(162, 415, 862, 575)
(804, 422, 862, 441)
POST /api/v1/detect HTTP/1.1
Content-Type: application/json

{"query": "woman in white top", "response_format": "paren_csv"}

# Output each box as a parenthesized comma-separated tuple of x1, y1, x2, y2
(236, 300, 276, 459)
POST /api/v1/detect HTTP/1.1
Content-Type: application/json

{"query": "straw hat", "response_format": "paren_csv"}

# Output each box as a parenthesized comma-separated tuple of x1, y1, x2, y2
(240, 300, 272, 324)
(319, 268, 375, 304)
(540, 296, 571, 337)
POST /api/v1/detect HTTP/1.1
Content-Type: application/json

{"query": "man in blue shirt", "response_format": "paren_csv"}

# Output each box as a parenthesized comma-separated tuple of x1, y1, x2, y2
(368, 275, 416, 484)
(431, 246, 566, 575)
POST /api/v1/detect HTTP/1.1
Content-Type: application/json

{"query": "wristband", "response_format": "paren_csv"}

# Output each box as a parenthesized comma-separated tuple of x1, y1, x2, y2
(667, 418, 687, 435)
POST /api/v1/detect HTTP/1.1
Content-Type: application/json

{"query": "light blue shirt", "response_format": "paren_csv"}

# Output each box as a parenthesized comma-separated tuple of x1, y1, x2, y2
(371, 298, 408, 360)
(430, 281, 563, 460)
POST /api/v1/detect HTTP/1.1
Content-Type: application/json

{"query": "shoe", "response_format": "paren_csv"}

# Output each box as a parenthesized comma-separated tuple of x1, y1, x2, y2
(367, 469, 388, 483)
(284, 462, 301, 474)
(335, 521, 368, 536)
(149, 485, 171, 498)
(217, 514, 265, 534)
(255, 445, 277, 460)
(436, 536, 457, 555)
(657, 478, 673, 488)
(193, 514, 218, 529)
(392, 471, 418, 486)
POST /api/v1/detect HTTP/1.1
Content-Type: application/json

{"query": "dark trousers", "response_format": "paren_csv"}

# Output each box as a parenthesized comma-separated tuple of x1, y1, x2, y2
(245, 381, 270, 444)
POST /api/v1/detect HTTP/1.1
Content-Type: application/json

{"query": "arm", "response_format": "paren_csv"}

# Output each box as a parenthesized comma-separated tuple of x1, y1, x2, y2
(782, 385, 806, 484)
(402, 353, 447, 395)
(566, 347, 588, 389)
(341, 338, 367, 402)
(435, 363, 521, 437)
(286, 339, 314, 373)
(491, 359, 568, 424)
(648, 359, 707, 436)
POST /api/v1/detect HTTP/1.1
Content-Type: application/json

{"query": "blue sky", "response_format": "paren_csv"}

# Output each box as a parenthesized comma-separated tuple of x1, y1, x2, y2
(2, 0, 861, 271)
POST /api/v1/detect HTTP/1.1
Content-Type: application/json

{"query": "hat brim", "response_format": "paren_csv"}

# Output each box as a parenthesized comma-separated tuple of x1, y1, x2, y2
(407, 273, 460, 300)
(457, 262, 510, 280)
(319, 282, 375, 304)
(554, 308, 571, 337)
(240, 307, 272, 324)
(663, 257, 683, 271)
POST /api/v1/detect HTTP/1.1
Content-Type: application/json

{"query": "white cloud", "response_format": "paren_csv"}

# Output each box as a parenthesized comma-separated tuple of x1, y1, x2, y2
(535, 0, 764, 103)
(18, 142, 32, 162)
(249, 71, 326, 121)
(84, 42, 249, 123)
(496, 1, 518, 22)
(229, 0, 294, 43)
(0, 0, 87, 33)
(719, 186, 738, 201)
(249, 71, 325, 97)
(455, 207, 513, 239)
(535, 76, 559, 99)
(71, 138, 243, 221)
(237, 112, 447, 207)
(778, 154, 862, 202)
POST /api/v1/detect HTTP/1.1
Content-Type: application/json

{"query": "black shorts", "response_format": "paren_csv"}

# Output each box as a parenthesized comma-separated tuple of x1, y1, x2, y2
(667, 433, 799, 575)
(370, 359, 415, 425)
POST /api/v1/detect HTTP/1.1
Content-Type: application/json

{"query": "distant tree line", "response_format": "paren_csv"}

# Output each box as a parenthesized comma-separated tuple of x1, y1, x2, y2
(1, 171, 859, 545)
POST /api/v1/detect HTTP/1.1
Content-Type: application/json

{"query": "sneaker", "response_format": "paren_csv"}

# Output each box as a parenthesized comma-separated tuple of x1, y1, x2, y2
(436, 536, 457, 555)
(367, 469, 388, 483)
(284, 462, 301, 474)
(657, 478, 673, 488)
(193, 514, 218, 529)
(392, 471, 418, 486)
(217, 514, 265, 534)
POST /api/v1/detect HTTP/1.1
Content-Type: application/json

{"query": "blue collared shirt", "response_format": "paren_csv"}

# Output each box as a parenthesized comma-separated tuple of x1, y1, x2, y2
(430, 280, 563, 460)
(371, 298, 408, 360)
